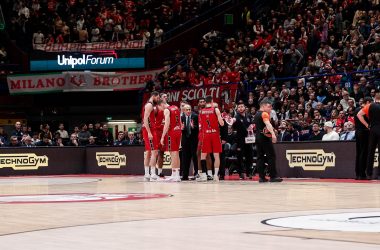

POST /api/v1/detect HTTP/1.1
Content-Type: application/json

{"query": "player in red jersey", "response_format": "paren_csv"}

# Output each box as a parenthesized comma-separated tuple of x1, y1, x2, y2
(154, 93, 168, 178)
(198, 96, 224, 181)
(142, 91, 160, 181)
(159, 100, 182, 182)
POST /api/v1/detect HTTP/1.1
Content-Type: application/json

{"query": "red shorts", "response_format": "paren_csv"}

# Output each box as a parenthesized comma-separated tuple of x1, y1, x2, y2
(165, 130, 181, 152)
(142, 127, 158, 151)
(201, 133, 222, 153)
(155, 130, 164, 151)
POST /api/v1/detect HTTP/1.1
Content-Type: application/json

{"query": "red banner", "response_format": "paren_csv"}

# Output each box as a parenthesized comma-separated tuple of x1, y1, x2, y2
(143, 84, 238, 111)
(33, 40, 145, 52)
(7, 68, 164, 94)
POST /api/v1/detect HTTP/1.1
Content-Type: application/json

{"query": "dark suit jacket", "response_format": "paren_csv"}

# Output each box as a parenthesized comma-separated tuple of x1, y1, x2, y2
(125, 139, 138, 145)
(181, 113, 199, 141)
(277, 131, 292, 142)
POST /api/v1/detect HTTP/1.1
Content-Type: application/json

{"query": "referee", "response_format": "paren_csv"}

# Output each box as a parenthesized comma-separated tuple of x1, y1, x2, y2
(354, 97, 372, 180)
(357, 92, 380, 180)
(254, 98, 283, 183)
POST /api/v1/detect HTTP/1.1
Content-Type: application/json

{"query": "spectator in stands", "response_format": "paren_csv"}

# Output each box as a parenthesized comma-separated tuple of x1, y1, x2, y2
(67, 133, 79, 147)
(99, 124, 113, 146)
(36, 135, 52, 146)
(55, 137, 65, 147)
(39, 124, 52, 140)
(125, 131, 138, 145)
(322, 121, 340, 141)
(87, 136, 98, 147)
(8, 136, 21, 147)
(78, 124, 91, 146)
(153, 25, 164, 46)
(309, 123, 324, 141)
(0, 127, 8, 145)
(340, 121, 356, 141)
(12, 121, 23, 141)
(22, 136, 34, 147)
(56, 123, 69, 140)
(114, 131, 126, 146)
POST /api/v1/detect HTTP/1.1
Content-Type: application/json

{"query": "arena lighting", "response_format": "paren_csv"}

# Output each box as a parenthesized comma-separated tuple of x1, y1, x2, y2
(107, 120, 137, 124)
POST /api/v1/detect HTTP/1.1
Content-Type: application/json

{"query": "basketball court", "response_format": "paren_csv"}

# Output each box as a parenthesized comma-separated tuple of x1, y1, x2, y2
(0, 175, 379, 249)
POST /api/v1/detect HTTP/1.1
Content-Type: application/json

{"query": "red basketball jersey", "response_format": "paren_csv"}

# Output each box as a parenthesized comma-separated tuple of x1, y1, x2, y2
(199, 107, 220, 134)
(168, 105, 181, 132)
(155, 108, 165, 131)
(141, 102, 155, 129)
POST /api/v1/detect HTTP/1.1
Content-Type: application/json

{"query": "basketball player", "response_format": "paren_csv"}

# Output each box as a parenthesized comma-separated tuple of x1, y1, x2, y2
(155, 93, 168, 178)
(254, 98, 282, 183)
(357, 92, 380, 180)
(159, 100, 182, 182)
(142, 91, 160, 181)
(196, 98, 213, 180)
(198, 96, 224, 181)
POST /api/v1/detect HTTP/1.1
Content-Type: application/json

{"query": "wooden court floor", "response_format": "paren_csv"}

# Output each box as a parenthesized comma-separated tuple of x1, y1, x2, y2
(0, 175, 379, 249)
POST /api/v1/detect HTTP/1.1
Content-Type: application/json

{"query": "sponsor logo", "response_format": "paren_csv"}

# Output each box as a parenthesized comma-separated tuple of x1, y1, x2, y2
(0, 154, 48, 170)
(96, 152, 126, 169)
(263, 211, 380, 232)
(162, 151, 172, 169)
(57, 54, 115, 69)
(286, 150, 335, 171)
(0, 193, 170, 204)
(374, 149, 379, 168)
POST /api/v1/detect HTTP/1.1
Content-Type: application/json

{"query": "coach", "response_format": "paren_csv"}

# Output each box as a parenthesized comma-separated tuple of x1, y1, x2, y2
(181, 104, 199, 180)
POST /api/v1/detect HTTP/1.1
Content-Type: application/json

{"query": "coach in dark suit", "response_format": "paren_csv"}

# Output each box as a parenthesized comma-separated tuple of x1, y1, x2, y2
(181, 105, 199, 180)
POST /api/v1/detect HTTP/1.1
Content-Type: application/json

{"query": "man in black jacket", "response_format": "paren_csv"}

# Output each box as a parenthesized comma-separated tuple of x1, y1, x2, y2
(181, 105, 199, 180)
(233, 101, 254, 179)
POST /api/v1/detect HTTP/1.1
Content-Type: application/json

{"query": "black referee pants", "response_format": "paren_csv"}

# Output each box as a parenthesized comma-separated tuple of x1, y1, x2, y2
(256, 136, 277, 179)
(355, 130, 369, 178)
(366, 127, 380, 178)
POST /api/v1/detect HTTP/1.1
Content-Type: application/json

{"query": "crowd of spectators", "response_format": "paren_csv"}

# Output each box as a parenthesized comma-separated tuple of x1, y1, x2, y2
(3, 0, 223, 48)
(145, 0, 380, 140)
(0, 121, 143, 147)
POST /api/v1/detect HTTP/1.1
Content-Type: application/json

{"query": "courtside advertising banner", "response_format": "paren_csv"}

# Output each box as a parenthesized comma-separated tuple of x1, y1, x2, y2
(7, 68, 164, 94)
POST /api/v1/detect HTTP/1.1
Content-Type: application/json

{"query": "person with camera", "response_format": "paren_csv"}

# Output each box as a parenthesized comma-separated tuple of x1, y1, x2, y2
(254, 98, 283, 183)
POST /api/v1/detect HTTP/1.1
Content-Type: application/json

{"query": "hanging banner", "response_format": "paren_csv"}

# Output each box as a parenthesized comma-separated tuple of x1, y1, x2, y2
(33, 40, 145, 52)
(142, 83, 238, 111)
(7, 68, 164, 94)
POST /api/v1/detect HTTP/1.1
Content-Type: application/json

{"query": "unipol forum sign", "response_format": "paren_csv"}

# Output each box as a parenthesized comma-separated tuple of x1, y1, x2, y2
(7, 68, 164, 94)
(31, 41, 145, 71)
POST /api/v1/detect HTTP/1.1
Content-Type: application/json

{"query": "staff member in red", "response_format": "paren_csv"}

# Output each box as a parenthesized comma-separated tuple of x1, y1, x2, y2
(142, 91, 160, 181)
(357, 92, 380, 180)
(198, 96, 225, 181)
(254, 98, 283, 183)
(159, 100, 182, 182)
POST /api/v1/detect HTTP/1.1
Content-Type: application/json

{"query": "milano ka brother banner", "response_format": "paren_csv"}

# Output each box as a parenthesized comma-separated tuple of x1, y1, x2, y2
(7, 68, 164, 94)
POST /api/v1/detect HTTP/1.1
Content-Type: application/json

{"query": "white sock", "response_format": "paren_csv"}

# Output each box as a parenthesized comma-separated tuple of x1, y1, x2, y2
(158, 168, 163, 175)
(201, 172, 207, 177)
(214, 168, 219, 176)
(207, 170, 212, 176)
(176, 170, 180, 177)
(144, 166, 149, 175)
(150, 167, 156, 175)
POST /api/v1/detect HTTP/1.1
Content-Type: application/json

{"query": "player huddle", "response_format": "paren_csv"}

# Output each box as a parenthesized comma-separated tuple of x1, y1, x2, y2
(142, 91, 224, 182)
